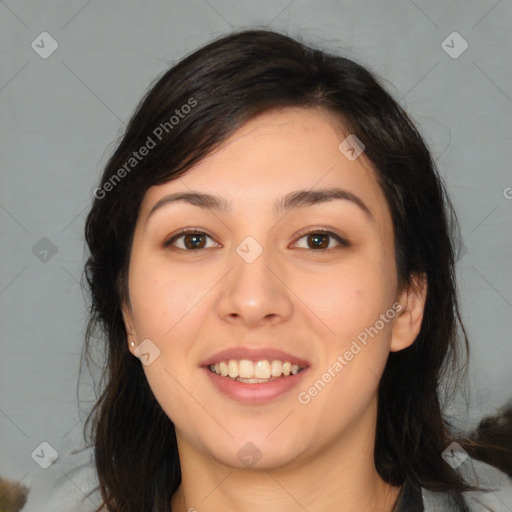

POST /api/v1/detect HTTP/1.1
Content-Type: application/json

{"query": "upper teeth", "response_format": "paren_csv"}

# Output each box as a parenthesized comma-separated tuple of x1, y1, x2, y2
(208, 359, 304, 379)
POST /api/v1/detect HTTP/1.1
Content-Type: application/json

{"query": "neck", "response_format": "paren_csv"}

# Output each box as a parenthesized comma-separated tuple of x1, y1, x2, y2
(171, 401, 401, 512)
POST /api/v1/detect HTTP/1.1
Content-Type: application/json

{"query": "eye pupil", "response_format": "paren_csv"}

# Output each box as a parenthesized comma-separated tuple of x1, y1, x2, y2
(308, 233, 329, 249)
(185, 234, 206, 249)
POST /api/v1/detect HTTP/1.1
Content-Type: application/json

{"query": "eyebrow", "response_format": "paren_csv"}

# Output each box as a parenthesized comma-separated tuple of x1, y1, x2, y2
(146, 187, 374, 222)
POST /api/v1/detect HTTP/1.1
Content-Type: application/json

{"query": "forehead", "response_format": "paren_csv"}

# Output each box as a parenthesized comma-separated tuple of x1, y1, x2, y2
(139, 107, 392, 233)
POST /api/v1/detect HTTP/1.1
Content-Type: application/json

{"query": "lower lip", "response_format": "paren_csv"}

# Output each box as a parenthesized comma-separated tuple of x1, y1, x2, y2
(202, 367, 310, 405)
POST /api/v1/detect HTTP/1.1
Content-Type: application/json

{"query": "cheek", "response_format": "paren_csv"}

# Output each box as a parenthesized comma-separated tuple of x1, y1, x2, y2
(301, 251, 396, 401)
(128, 258, 209, 426)
(298, 298, 394, 434)
(316, 257, 395, 343)
(127, 254, 208, 341)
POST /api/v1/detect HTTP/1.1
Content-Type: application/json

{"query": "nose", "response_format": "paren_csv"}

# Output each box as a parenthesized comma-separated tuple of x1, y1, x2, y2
(216, 238, 293, 328)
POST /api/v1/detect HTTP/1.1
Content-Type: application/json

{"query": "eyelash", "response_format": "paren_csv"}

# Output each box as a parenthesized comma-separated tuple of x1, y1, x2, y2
(163, 228, 350, 252)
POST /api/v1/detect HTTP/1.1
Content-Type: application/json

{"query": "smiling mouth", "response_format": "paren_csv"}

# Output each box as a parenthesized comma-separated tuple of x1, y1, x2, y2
(207, 359, 307, 384)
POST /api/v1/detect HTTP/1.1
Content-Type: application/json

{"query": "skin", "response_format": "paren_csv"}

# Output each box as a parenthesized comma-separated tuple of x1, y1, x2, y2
(122, 107, 427, 512)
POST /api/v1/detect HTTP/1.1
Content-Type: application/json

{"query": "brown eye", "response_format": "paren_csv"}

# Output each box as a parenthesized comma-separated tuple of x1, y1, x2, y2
(164, 230, 218, 251)
(294, 230, 348, 250)
(163, 228, 348, 252)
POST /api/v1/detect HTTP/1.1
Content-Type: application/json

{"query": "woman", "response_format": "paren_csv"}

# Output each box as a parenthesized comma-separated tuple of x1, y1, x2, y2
(82, 29, 511, 511)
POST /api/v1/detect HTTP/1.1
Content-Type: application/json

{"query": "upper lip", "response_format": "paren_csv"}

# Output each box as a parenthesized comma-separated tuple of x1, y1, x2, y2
(200, 347, 310, 367)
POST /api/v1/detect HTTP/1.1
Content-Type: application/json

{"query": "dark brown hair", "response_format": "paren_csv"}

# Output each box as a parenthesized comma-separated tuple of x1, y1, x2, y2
(462, 400, 512, 478)
(82, 29, 496, 511)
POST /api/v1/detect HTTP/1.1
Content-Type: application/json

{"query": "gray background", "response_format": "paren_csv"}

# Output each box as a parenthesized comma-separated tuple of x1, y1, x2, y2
(1, 0, 511, 500)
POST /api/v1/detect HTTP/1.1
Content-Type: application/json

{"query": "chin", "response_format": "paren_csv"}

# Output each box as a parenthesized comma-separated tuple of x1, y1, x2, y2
(202, 431, 307, 471)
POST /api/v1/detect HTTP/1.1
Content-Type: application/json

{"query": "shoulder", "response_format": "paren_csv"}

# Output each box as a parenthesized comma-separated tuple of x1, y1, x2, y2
(22, 445, 102, 512)
(422, 458, 512, 511)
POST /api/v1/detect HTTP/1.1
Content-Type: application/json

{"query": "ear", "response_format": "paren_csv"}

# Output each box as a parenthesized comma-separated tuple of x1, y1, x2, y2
(121, 301, 137, 352)
(390, 273, 427, 352)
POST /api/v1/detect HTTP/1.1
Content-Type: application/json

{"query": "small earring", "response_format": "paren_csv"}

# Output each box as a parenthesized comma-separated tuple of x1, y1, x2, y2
(130, 341, 135, 347)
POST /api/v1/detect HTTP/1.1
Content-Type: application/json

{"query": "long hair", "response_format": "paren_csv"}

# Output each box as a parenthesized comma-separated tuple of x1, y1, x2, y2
(82, 29, 485, 511)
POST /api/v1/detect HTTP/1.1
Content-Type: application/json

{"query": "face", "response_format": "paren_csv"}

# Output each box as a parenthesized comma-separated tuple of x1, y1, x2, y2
(122, 107, 425, 471)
